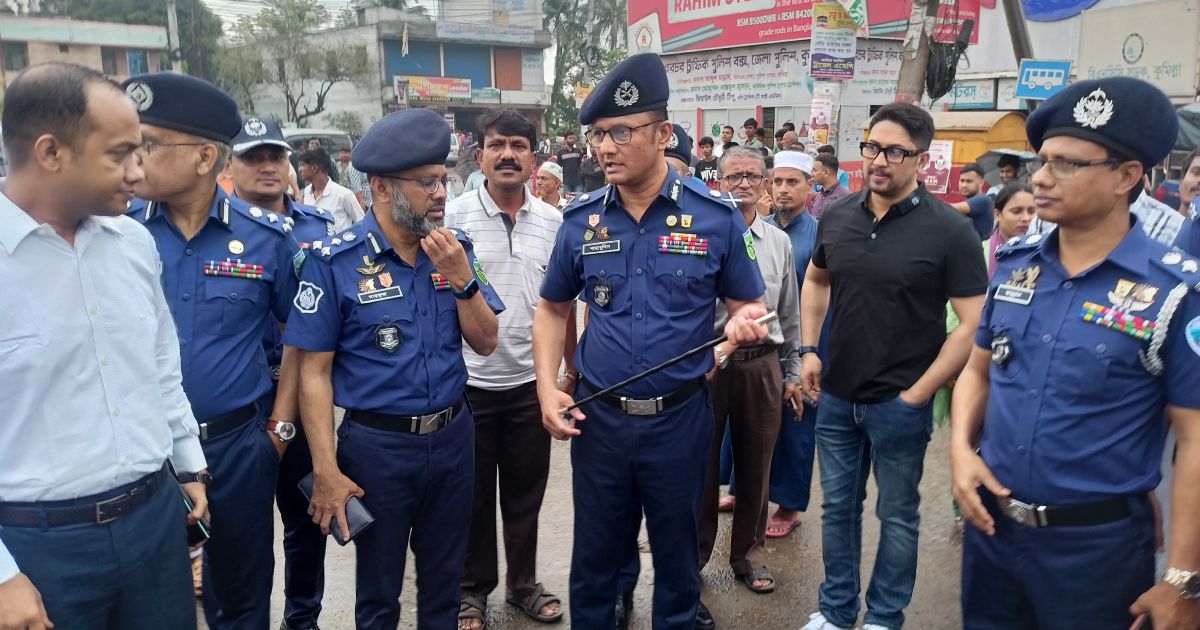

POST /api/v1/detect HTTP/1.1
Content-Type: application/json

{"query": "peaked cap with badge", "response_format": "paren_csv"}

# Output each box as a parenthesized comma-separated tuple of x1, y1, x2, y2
(232, 116, 292, 156)
(579, 53, 671, 125)
(1026, 76, 1179, 167)
(352, 108, 450, 174)
(121, 73, 241, 143)
(665, 124, 693, 167)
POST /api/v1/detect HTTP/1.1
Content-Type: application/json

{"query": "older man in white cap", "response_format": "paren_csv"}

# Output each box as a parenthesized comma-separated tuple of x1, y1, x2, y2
(535, 162, 567, 210)
(697, 145, 802, 596)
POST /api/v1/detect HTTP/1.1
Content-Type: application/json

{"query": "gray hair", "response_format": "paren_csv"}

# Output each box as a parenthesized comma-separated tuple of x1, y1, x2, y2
(717, 145, 767, 176)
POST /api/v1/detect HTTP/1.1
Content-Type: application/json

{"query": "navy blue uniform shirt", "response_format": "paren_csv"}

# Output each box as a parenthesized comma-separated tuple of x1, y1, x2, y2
(979, 221, 1200, 504)
(281, 211, 504, 415)
(129, 186, 301, 420)
(540, 170, 766, 397)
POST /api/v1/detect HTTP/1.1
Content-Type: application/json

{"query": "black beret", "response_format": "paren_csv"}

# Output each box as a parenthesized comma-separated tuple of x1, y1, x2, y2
(231, 116, 291, 156)
(121, 73, 241, 143)
(1026, 77, 1179, 167)
(579, 53, 670, 126)
(352, 108, 450, 174)
(665, 124, 692, 167)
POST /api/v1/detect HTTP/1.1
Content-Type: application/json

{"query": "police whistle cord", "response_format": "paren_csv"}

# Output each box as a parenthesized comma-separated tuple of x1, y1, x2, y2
(559, 311, 778, 416)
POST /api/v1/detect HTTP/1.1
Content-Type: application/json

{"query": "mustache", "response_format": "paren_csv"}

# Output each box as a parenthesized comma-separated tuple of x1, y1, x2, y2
(495, 160, 523, 171)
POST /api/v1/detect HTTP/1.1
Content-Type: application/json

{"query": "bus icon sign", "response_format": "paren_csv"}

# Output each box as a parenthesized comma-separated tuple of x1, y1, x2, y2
(1016, 59, 1073, 101)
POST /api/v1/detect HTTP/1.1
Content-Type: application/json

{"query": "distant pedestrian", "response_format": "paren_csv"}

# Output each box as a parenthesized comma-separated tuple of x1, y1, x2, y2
(300, 148, 364, 231)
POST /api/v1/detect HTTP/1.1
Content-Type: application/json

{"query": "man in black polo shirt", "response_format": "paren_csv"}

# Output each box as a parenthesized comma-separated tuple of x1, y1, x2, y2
(796, 103, 987, 630)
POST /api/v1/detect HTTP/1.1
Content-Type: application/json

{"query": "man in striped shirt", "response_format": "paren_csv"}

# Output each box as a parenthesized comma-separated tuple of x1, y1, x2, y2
(446, 109, 570, 629)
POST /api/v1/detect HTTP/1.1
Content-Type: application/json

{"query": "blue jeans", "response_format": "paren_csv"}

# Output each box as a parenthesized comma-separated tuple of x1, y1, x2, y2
(816, 391, 932, 630)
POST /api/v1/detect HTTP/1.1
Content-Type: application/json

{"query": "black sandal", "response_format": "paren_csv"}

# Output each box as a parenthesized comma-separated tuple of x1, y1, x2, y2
(459, 594, 487, 629)
(738, 566, 776, 594)
(506, 583, 564, 623)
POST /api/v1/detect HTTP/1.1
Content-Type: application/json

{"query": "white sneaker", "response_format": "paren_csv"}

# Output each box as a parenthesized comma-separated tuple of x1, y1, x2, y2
(800, 612, 851, 630)
(861, 625, 890, 630)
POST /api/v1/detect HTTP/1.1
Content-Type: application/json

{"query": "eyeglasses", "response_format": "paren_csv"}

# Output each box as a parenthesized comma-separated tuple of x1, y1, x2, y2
(1038, 158, 1120, 179)
(136, 140, 209, 156)
(383, 175, 450, 194)
(721, 173, 765, 186)
(585, 120, 664, 147)
(860, 142, 923, 164)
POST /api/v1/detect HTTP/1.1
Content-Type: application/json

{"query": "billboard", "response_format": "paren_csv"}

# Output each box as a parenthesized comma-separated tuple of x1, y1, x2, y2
(1077, 0, 1200, 98)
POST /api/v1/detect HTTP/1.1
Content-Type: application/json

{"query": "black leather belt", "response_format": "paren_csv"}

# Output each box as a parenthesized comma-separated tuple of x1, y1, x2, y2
(731, 345, 779, 361)
(346, 401, 462, 435)
(581, 375, 704, 416)
(0, 465, 169, 528)
(1000, 495, 1132, 528)
(198, 403, 258, 442)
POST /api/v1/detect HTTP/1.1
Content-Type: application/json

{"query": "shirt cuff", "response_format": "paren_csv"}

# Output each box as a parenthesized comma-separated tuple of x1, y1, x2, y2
(171, 435, 208, 475)
(0, 544, 19, 585)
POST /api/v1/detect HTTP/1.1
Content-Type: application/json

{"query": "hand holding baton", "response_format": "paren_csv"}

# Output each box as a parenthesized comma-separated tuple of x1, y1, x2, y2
(559, 311, 777, 422)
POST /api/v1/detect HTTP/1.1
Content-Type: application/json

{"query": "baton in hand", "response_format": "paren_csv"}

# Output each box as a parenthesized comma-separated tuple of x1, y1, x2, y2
(559, 311, 778, 419)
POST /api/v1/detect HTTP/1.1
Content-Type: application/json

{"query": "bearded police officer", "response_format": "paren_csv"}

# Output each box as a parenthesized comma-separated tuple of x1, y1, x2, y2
(533, 53, 770, 629)
(227, 115, 336, 630)
(952, 77, 1200, 629)
(122, 73, 303, 630)
(283, 108, 503, 629)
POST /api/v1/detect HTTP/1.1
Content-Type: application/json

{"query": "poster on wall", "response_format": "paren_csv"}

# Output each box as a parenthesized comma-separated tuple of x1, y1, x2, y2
(810, 1, 858, 79)
(808, 95, 835, 145)
(920, 139, 954, 194)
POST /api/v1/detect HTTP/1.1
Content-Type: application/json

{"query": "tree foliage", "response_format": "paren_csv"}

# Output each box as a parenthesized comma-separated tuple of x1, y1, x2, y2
(324, 111, 364, 137)
(23, 0, 222, 80)
(216, 0, 373, 127)
(543, 0, 627, 132)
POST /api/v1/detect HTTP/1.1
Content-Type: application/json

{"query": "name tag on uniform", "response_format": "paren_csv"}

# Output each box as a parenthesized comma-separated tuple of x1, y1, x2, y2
(994, 284, 1034, 305)
(358, 286, 403, 304)
(582, 240, 621, 256)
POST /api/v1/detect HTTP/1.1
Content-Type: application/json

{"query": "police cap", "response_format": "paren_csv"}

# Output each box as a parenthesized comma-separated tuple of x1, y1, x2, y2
(231, 116, 291, 156)
(665, 124, 692, 167)
(121, 73, 241, 143)
(579, 53, 670, 126)
(1026, 77, 1179, 167)
(352, 108, 449, 174)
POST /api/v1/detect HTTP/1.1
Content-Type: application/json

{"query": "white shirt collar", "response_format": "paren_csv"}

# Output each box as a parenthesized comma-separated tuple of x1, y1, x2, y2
(0, 191, 123, 254)
(478, 182, 532, 218)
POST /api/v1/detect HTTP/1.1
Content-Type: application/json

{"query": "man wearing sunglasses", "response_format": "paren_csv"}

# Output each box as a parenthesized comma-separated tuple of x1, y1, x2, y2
(798, 103, 988, 630)
(533, 53, 770, 630)
(284, 107, 503, 629)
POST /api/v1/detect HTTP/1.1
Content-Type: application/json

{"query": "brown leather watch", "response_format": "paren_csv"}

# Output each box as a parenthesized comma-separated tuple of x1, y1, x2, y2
(266, 419, 297, 442)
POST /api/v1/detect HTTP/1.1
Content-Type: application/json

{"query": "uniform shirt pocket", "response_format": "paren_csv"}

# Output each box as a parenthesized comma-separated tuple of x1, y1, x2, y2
(582, 255, 628, 309)
(203, 276, 266, 336)
(653, 254, 709, 314)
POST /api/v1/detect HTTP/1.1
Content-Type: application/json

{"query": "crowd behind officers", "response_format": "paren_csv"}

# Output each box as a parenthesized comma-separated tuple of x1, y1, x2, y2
(3, 55, 1200, 630)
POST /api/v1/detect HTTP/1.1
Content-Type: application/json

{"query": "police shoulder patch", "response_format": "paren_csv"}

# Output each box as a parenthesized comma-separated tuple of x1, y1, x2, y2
(562, 189, 603, 216)
(232, 199, 288, 235)
(450, 227, 473, 246)
(1150, 248, 1200, 294)
(994, 236, 1040, 260)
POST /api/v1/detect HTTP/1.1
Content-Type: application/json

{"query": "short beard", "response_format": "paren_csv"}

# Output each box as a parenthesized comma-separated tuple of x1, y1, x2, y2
(391, 188, 441, 236)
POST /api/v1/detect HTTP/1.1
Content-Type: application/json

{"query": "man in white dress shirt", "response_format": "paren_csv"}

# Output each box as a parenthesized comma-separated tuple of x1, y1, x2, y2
(300, 147, 364, 231)
(0, 62, 209, 630)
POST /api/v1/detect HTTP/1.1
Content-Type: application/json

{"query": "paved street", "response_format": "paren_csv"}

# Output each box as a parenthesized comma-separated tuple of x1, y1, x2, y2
(201, 423, 963, 629)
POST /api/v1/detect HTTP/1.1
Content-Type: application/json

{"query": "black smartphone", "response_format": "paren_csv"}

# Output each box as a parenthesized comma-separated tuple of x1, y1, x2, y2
(181, 486, 211, 546)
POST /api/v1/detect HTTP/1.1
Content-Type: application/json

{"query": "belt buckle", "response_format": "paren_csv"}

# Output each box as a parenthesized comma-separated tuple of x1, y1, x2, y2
(621, 397, 662, 416)
(198, 423, 209, 442)
(95, 493, 127, 525)
(417, 409, 447, 435)
(1003, 498, 1046, 528)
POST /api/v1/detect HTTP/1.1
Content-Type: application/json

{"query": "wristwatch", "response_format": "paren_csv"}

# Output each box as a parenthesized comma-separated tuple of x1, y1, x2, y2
(266, 419, 298, 443)
(1164, 567, 1200, 599)
(452, 277, 480, 300)
(714, 346, 730, 370)
(177, 471, 213, 486)
(799, 345, 820, 357)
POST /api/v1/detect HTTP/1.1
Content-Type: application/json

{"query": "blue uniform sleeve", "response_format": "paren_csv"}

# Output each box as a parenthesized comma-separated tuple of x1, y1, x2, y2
(716, 209, 766, 302)
(540, 220, 583, 303)
(281, 254, 341, 352)
(271, 234, 303, 323)
(975, 285, 998, 350)
(464, 241, 505, 314)
(1177, 219, 1200, 258)
(1165, 291, 1200, 409)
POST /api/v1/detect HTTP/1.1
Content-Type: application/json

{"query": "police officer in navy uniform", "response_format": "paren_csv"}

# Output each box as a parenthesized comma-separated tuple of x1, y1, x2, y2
(122, 73, 303, 630)
(227, 115, 336, 630)
(951, 77, 1200, 629)
(533, 53, 770, 629)
(282, 108, 503, 629)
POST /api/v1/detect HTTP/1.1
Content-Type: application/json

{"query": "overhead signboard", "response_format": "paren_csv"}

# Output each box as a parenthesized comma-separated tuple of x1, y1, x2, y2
(1078, 0, 1200, 99)
(395, 76, 472, 102)
(1015, 59, 1072, 101)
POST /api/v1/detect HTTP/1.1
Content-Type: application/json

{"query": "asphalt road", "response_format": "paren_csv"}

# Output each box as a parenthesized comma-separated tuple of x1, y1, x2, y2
(200, 423, 963, 629)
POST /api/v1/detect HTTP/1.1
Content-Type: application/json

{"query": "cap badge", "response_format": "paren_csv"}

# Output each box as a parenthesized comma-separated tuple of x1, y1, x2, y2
(1072, 87, 1115, 130)
(668, 132, 679, 149)
(614, 81, 640, 107)
(125, 81, 154, 112)
(244, 118, 267, 137)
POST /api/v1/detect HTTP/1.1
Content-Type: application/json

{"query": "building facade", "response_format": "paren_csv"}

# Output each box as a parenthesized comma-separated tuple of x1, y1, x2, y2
(0, 16, 169, 89)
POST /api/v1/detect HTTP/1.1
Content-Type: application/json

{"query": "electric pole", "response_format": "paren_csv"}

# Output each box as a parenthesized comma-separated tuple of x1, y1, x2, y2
(893, 0, 942, 104)
(166, 0, 183, 73)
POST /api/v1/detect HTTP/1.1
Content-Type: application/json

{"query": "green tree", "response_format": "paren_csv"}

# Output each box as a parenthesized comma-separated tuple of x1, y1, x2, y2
(217, 0, 373, 127)
(29, 0, 223, 80)
(543, 0, 627, 131)
(324, 111, 364, 137)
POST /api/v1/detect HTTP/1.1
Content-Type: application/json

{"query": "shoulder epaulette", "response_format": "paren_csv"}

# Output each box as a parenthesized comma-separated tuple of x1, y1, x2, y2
(995, 233, 1044, 259)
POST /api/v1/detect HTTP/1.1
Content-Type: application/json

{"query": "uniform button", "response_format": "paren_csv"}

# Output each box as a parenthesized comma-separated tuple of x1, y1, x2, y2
(600, 271, 607, 278)
(100, 356, 110, 366)
(184, 249, 193, 256)
(1063, 281, 1074, 289)
(639, 228, 646, 235)
(870, 233, 877, 239)
(1041, 334, 1052, 343)
(230, 292, 239, 299)
(182, 293, 191, 301)
(636, 356, 644, 364)
(636, 268, 643, 275)
(111, 408, 120, 417)
(421, 309, 428, 316)
(1017, 445, 1025, 453)
(635, 313, 643, 320)
(1096, 343, 1107, 353)
(383, 315, 391, 322)
(1029, 390, 1038, 398)
(676, 270, 684, 277)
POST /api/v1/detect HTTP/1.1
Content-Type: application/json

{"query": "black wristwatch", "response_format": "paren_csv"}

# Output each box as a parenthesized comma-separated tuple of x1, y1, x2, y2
(799, 345, 820, 356)
(453, 277, 480, 300)
(177, 471, 213, 486)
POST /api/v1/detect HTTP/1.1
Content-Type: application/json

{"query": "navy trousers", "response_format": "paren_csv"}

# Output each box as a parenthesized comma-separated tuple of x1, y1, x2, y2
(570, 381, 714, 629)
(200, 411, 280, 630)
(0, 466, 195, 629)
(338, 404, 475, 630)
(276, 424, 327, 629)
(962, 492, 1155, 629)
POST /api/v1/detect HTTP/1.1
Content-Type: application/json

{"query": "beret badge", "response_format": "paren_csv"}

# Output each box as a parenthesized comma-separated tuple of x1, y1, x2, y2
(1072, 88, 1115, 130)
(614, 80, 640, 107)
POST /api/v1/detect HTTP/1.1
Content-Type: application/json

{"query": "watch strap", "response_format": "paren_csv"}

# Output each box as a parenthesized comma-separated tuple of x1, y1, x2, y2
(177, 471, 212, 486)
(452, 277, 480, 300)
(799, 345, 820, 356)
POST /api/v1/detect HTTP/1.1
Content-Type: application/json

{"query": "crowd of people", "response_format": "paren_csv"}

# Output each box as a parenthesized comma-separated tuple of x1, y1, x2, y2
(3, 50, 1200, 630)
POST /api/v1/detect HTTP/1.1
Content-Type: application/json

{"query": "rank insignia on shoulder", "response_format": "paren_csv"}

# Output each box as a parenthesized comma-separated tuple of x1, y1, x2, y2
(249, 207, 263, 218)
(710, 189, 721, 198)
(268, 213, 279, 223)
(579, 193, 590, 202)
(994, 266, 1039, 305)
(343, 232, 356, 241)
